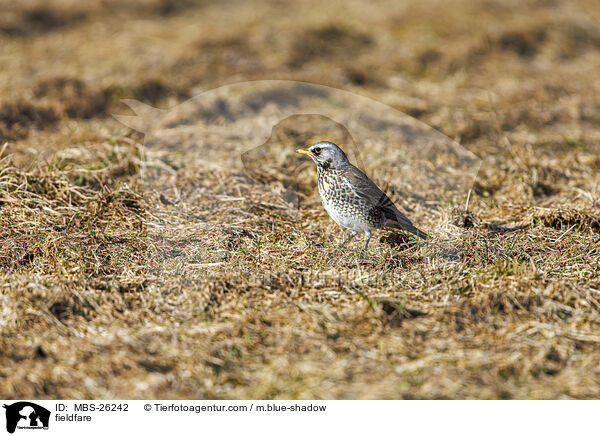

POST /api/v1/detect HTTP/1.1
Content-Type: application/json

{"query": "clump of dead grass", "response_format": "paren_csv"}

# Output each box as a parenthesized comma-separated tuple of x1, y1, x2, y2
(535, 209, 600, 233)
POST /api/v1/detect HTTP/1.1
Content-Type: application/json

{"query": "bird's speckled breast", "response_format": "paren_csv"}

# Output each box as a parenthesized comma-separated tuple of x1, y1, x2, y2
(317, 165, 384, 232)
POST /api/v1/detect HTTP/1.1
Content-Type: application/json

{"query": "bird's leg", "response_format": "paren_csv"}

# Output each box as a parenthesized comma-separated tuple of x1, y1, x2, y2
(328, 231, 358, 262)
(364, 231, 372, 250)
(338, 230, 358, 249)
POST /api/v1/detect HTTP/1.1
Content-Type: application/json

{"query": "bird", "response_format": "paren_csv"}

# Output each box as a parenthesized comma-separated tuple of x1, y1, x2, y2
(296, 141, 428, 250)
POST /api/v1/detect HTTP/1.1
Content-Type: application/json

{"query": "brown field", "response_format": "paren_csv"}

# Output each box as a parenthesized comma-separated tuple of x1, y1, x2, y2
(1, 0, 600, 399)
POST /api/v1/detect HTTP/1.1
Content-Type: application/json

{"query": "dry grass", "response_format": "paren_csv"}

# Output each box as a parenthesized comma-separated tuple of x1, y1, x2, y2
(1, 0, 600, 399)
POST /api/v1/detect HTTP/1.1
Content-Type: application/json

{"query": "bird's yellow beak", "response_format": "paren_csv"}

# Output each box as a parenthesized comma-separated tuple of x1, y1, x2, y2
(296, 148, 311, 155)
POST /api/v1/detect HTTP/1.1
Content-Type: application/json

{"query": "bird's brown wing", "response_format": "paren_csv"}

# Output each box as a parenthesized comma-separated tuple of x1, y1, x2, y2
(341, 164, 428, 239)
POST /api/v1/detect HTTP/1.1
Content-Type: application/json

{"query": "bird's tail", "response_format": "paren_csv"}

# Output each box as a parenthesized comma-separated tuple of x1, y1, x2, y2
(390, 221, 428, 240)
(406, 225, 428, 240)
(413, 228, 428, 240)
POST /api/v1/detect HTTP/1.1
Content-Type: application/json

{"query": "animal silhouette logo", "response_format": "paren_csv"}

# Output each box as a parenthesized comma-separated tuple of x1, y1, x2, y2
(2, 402, 50, 434)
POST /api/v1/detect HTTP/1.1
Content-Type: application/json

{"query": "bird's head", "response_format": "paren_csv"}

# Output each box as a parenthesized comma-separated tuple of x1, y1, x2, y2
(296, 141, 349, 169)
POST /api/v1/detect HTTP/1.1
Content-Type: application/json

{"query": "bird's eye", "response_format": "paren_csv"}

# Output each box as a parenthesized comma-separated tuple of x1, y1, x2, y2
(313, 147, 321, 155)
